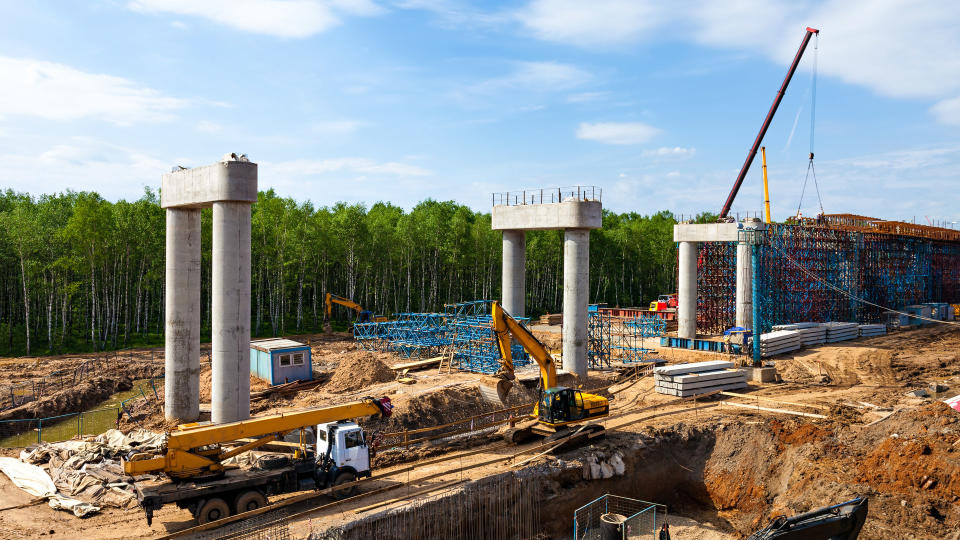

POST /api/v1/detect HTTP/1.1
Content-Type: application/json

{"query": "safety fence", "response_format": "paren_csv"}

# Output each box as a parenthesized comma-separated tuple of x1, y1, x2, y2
(0, 377, 162, 448)
(492, 185, 602, 206)
(0, 347, 164, 411)
(574, 494, 668, 539)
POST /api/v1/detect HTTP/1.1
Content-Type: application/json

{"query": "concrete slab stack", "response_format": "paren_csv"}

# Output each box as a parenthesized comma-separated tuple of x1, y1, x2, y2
(758, 330, 802, 356)
(772, 322, 826, 346)
(654, 360, 747, 397)
(858, 324, 887, 337)
(823, 322, 859, 342)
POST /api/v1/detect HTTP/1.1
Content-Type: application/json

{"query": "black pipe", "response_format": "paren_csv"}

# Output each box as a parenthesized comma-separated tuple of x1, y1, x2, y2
(719, 27, 819, 220)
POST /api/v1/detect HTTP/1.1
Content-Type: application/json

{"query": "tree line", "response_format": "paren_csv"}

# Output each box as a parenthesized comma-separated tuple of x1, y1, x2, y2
(0, 188, 687, 356)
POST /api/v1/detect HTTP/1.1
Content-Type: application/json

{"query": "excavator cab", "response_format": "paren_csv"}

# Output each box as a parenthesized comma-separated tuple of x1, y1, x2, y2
(537, 387, 609, 427)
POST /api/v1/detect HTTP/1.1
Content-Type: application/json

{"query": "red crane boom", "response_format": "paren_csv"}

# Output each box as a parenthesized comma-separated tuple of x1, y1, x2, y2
(719, 27, 819, 220)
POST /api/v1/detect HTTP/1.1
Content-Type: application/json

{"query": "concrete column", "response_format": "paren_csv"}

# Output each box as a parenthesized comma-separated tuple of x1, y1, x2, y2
(677, 241, 698, 340)
(501, 230, 526, 317)
(735, 242, 752, 329)
(164, 208, 201, 422)
(562, 229, 590, 381)
(211, 201, 252, 424)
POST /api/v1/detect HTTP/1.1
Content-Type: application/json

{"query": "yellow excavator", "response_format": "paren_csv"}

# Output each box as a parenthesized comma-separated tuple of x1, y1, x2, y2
(324, 293, 387, 326)
(480, 301, 609, 441)
(123, 397, 393, 524)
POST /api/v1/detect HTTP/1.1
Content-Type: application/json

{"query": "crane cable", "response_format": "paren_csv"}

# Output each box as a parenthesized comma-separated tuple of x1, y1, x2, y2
(796, 32, 825, 219)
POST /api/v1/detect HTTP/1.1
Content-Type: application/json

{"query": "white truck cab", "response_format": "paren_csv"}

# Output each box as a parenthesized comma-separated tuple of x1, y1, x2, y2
(316, 421, 371, 477)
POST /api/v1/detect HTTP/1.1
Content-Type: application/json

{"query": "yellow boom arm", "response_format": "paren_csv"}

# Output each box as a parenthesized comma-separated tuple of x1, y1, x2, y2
(491, 301, 557, 390)
(124, 397, 392, 480)
(325, 293, 364, 319)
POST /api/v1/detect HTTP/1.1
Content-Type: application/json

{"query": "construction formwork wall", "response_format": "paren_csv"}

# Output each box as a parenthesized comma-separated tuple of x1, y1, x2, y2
(693, 224, 960, 335)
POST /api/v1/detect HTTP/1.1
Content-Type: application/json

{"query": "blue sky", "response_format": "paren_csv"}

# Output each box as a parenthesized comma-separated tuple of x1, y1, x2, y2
(0, 0, 958, 225)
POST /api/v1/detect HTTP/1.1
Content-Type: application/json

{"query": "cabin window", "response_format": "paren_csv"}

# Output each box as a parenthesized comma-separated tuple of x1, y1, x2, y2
(279, 354, 291, 367)
(344, 430, 364, 449)
(293, 353, 304, 365)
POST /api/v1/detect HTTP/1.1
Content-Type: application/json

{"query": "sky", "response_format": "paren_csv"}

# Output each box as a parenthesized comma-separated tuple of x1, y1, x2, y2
(0, 0, 958, 224)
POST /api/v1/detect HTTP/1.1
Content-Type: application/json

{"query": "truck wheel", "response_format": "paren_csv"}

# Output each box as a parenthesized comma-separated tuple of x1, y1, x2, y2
(332, 471, 358, 499)
(197, 498, 231, 524)
(234, 490, 267, 514)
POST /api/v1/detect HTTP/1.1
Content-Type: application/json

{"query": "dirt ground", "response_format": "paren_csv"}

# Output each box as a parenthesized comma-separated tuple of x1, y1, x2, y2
(1, 326, 959, 539)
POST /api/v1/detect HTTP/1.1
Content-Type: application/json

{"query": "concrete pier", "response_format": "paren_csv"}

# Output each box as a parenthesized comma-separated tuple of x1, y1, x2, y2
(501, 230, 526, 317)
(677, 241, 698, 340)
(161, 154, 257, 424)
(562, 229, 590, 380)
(211, 201, 252, 423)
(164, 208, 201, 422)
(492, 193, 602, 382)
(735, 241, 752, 329)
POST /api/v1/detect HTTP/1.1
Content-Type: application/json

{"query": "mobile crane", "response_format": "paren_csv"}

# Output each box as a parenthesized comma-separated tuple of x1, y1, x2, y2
(479, 301, 609, 441)
(324, 293, 387, 325)
(123, 397, 393, 525)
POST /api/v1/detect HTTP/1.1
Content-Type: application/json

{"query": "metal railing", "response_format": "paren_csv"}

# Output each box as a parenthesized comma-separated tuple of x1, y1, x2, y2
(0, 377, 162, 447)
(574, 494, 667, 539)
(492, 186, 602, 206)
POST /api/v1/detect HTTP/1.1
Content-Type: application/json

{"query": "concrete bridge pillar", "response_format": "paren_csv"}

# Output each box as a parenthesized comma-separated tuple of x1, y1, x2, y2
(677, 241, 698, 340)
(501, 230, 526, 317)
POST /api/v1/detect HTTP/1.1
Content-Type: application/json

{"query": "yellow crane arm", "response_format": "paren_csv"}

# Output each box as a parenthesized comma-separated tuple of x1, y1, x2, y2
(124, 397, 392, 479)
(325, 293, 364, 318)
(491, 301, 557, 390)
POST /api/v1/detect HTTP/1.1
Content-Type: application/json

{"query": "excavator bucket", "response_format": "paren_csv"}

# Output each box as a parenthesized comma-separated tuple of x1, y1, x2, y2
(478, 375, 513, 405)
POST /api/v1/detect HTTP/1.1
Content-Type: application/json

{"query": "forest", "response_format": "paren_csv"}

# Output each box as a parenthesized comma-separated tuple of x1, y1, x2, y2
(0, 188, 693, 356)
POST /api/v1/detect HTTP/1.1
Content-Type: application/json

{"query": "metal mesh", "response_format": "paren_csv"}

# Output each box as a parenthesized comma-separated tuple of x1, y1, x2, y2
(573, 495, 666, 540)
(187, 509, 291, 540)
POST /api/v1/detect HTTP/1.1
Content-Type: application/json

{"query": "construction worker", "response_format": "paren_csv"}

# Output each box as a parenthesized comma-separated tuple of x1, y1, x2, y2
(659, 522, 671, 540)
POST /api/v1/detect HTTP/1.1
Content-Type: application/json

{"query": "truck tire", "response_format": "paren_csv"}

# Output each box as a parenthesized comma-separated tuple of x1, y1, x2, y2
(234, 490, 267, 514)
(332, 471, 358, 499)
(197, 498, 231, 524)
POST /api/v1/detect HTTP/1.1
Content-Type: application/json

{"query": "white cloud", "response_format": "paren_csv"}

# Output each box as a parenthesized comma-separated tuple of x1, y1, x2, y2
(311, 119, 368, 134)
(516, 0, 666, 47)
(565, 91, 609, 103)
(196, 120, 223, 133)
(478, 61, 591, 92)
(128, 0, 384, 38)
(270, 157, 432, 177)
(931, 96, 960, 126)
(0, 56, 186, 125)
(0, 138, 169, 200)
(515, 0, 960, 120)
(642, 146, 695, 159)
(576, 122, 659, 145)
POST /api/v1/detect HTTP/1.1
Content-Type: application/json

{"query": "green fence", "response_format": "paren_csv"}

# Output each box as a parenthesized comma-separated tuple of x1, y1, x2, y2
(0, 378, 162, 448)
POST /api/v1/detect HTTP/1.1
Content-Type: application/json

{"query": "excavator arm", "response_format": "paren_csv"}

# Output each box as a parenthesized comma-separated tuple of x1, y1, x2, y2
(482, 301, 558, 403)
(124, 397, 392, 480)
(325, 293, 364, 319)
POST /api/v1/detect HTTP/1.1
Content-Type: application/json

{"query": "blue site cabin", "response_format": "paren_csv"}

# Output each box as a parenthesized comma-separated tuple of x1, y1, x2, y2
(249, 338, 313, 385)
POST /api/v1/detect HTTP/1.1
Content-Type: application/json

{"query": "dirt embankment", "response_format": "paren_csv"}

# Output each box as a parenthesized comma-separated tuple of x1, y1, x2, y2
(539, 401, 959, 538)
(0, 363, 162, 422)
(325, 353, 396, 393)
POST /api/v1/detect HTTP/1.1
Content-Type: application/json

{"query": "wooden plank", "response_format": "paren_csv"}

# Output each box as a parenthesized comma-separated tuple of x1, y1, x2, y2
(391, 357, 444, 371)
(718, 400, 828, 419)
